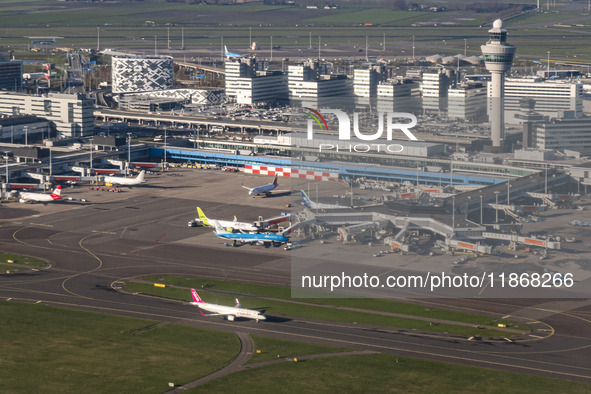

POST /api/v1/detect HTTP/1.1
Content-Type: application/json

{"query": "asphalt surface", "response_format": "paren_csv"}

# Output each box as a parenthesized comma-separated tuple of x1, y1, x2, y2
(1, 169, 590, 384)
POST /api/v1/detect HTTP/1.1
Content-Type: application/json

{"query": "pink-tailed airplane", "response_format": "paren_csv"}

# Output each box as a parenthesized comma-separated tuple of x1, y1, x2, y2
(190, 288, 266, 322)
(19, 185, 62, 204)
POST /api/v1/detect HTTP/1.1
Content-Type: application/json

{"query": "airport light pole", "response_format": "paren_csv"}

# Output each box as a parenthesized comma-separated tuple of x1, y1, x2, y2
(452, 195, 455, 229)
(494, 191, 499, 225)
(164, 129, 167, 172)
(24, 126, 28, 145)
(545, 164, 548, 194)
(89, 138, 93, 170)
(480, 193, 483, 224)
(314, 183, 319, 213)
(127, 132, 132, 176)
(506, 178, 510, 205)
(49, 148, 52, 177)
(3, 153, 8, 185)
(449, 159, 453, 188)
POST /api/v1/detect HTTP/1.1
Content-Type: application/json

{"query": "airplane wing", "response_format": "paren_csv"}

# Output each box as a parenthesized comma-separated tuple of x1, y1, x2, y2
(241, 185, 253, 191)
(210, 220, 229, 235)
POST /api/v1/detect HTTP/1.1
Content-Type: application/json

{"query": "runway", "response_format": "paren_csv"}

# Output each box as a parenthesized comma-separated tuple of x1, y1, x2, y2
(0, 170, 590, 383)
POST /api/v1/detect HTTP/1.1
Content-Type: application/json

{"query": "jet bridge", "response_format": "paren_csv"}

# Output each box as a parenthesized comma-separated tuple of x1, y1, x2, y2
(447, 238, 492, 254)
(255, 213, 291, 229)
(482, 232, 561, 250)
(526, 192, 557, 209)
(384, 222, 410, 252)
(338, 222, 377, 243)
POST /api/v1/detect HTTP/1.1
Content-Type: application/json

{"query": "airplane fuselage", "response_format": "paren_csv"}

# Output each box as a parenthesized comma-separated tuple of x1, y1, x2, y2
(215, 231, 289, 244)
(19, 193, 60, 203)
(249, 183, 276, 196)
(213, 219, 258, 232)
(19, 186, 62, 203)
(104, 170, 145, 186)
(191, 301, 266, 321)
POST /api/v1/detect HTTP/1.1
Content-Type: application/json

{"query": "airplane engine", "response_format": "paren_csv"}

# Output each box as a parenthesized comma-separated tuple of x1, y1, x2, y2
(227, 315, 235, 321)
(19, 198, 26, 203)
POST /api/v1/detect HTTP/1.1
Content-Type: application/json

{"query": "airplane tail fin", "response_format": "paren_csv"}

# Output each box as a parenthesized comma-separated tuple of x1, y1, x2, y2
(224, 45, 229, 54)
(235, 299, 241, 308)
(190, 288, 205, 304)
(273, 175, 278, 187)
(197, 207, 209, 226)
(300, 190, 312, 208)
(137, 170, 146, 183)
(51, 185, 62, 200)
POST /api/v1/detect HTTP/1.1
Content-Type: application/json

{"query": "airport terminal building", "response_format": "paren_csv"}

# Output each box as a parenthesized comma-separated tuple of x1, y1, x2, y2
(111, 55, 174, 94)
(0, 92, 94, 137)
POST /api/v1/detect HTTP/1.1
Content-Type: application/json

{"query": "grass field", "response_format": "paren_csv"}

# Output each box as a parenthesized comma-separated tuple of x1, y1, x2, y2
(125, 277, 529, 337)
(303, 9, 430, 26)
(0, 301, 240, 393)
(195, 353, 591, 393)
(1, 0, 590, 62)
(0, 252, 46, 267)
(2, 301, 584, 393)
(247, 335, 350, 364)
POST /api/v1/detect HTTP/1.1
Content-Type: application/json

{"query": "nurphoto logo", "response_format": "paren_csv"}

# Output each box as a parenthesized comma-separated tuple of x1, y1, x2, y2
(304, 108, 419, 153)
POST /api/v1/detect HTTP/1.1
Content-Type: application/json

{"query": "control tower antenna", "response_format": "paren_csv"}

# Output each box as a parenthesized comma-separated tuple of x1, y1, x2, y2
(481, 19, 516, 148)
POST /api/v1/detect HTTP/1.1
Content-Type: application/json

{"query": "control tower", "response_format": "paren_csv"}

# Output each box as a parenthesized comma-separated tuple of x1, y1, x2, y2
(481, 19, 516, 148)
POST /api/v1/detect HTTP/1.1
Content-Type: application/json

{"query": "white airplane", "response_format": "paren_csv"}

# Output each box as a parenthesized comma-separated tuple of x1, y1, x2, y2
(19, 186, 62, 204)
(242, 175, 287, 196)
(224, 45, 244, 58)
(104, 170, 146, 186)
(190, 288, 266, 322)
(301, 190, 343, 210)
(196, 207, 258, 232)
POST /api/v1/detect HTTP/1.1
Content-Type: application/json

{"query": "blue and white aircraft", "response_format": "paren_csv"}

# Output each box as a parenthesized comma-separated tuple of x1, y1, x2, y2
(301, 190, 343, 210)
(224, 46, 244, 58)
(211, 219, 293, 247)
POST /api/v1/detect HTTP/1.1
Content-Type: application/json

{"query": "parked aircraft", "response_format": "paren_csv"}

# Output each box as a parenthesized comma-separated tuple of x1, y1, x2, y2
(104, 170, 146, 186)
(190, 288, 266, 322)
(301, 190, 343, 210)
(211, 219, 291, 247)
(196, 207, 258, 232)
(242, 175, 285, 196)
(570, 220, 591, 227)
(19, 186, 62, 204)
